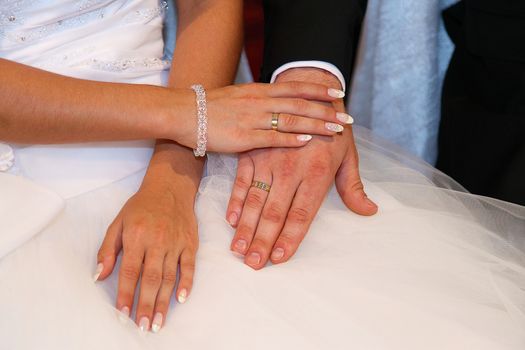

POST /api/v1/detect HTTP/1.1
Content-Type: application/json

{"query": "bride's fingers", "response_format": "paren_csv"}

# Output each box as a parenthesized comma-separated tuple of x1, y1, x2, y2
(262, 82, 345, 102)
(253, 113, 344, 135)
(151, 253, 179, 333)
(95, 218, 123, 281)
(268, 98, 354, 125)
(176, 248, 197, 304)
(135, 249, 165, 331)
(116, 246, 145, 323)
(250, 130, 314, 149)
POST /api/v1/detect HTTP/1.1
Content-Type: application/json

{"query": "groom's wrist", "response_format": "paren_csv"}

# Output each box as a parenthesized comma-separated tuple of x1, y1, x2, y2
(274, 67, 352, 145)
(271, 63, 345, 91)
(274, 67, 343, 91)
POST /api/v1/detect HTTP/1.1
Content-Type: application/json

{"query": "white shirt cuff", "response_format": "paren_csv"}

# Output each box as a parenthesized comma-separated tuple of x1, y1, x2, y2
(270, 61, 347, 91)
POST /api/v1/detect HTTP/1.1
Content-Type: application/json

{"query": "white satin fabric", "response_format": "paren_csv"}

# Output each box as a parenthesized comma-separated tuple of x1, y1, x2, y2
(1, 1, 525, 349)
(0, 0, 167, 257)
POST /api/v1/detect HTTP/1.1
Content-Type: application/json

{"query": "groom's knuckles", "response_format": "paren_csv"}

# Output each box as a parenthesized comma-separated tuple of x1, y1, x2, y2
(307, 158, 332, 179)
(245, 190, 265, 209)
(287, 207, 312, 225)
(261, 201, 285, 224)
(234, 224, 255, 244)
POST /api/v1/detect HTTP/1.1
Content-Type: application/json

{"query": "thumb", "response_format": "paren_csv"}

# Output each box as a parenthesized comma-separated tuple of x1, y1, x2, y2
(335, 149, 378, 216)
(94, 217, 123, 282)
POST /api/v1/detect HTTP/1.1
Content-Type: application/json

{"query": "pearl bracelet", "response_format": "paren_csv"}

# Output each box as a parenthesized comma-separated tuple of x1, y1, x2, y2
(190, 84, 208, 157)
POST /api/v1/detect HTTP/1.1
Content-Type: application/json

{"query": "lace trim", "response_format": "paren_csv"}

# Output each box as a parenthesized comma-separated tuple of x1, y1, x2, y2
(0, 1, 168, 45)
(0, 143, 15, 172)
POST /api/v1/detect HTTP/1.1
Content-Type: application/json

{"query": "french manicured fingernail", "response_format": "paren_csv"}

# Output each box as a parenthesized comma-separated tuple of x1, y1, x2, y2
(271, 248, 285, 261)
(92, 263, 103, 282)
(325, 122, 344, 132)
(234, 239, 247, 253)
(336, 112, 354, 124)
(328, 88, 345, 98)
(246, 252, 261, 266)
(118, 306, 130, 323)
(139, 317, 150, 332)
(228, 212, 238, 226)
(297, 135, 313, 142)
(151, 312, 163, 333)
(178, 289, 188, 304)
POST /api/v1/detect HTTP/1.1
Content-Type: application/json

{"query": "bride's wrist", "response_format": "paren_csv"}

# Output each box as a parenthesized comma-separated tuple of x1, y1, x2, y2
(155, 88, 197, 147)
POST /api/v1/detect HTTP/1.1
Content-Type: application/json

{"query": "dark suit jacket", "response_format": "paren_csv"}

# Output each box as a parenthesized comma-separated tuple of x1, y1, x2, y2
(260, 0, 367, 91)
(437, 0, 525, 205)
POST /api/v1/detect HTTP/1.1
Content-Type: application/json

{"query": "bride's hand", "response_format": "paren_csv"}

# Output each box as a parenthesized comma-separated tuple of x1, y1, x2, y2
(94, 181, 198, 333)
(171, 82, 352, 153)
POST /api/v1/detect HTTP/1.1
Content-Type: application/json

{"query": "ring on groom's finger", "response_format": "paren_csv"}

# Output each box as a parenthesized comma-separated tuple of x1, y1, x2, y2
(251, 180, 271, 192)
(271, 113, 279, 131)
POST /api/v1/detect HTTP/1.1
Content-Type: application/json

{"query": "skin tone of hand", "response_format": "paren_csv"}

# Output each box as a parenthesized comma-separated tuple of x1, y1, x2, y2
(92, 0, 356, 333)
(95, 147, 201, 333)
(0, 58, 348, 152)
(226, 67, 379, 270)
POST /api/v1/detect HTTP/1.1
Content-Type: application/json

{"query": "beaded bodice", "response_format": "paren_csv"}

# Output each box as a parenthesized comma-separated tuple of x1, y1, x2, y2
(0, 1, 169, 174)
(0, 0, 169, 77)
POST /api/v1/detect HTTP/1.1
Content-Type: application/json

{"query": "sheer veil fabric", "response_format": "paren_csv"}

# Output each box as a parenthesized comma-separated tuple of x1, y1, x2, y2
(0, 1, 524, 349)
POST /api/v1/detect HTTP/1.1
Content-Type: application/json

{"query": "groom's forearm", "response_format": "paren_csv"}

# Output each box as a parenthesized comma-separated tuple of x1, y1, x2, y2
(143, 0, 243, 192)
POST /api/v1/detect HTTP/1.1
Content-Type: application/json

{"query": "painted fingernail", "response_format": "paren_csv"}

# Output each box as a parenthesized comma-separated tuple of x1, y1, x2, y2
(178, 289, 188, 304)
(246, 252, 261, 266)
(92, 263, 103, 282)
(271, 248, 285, 261)
(328, 88, 345, 98)
(228, 212, 238, 226)
(325, 122, 344, 132)
(151, 312, 163, 333)
(234, 239, 247, 254)
(336, 112, 354, 124)
(139, 317, 150, 332)
(118, 306, 130, 324)
(297, 135, 313, 142)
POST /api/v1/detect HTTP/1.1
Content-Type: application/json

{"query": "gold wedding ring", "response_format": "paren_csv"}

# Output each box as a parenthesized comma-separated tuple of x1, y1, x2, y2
(251, 180, 271, 192)
(271, 113, 279, 131)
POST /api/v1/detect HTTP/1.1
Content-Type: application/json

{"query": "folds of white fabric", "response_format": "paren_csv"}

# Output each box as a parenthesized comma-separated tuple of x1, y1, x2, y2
(0, 172, 64, 259)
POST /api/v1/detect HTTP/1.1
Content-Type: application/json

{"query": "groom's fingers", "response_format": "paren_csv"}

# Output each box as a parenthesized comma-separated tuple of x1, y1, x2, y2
(226, 154, 254, 228)
(96, 217, 123, 281)
(335, 141, 378, 216)
(271, 179, 328, 264)
(243, 179, 295, 270)
(231, 170, 272, 259)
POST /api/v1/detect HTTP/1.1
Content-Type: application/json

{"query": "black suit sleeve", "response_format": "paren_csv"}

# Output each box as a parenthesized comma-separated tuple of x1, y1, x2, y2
(260, 0, 367, 90)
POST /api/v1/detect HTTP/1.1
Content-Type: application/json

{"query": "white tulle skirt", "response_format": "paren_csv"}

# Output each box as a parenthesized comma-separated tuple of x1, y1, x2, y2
(0, 127, 523, 350)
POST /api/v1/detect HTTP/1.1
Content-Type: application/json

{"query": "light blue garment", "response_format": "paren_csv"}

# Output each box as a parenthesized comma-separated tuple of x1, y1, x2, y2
(349, 0, 458, 164)
(162, 0, 177, 60)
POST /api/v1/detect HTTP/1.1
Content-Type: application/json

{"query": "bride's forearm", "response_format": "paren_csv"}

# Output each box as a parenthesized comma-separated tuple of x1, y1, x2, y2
(0, 59, 191, 144)
(143, 0, 243, 189)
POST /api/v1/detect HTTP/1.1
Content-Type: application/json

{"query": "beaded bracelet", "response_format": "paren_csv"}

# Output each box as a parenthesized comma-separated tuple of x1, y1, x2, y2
(190, 84, 208, 157)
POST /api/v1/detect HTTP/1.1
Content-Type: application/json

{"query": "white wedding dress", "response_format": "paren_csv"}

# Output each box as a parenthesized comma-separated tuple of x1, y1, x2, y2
(0, 1, 524, 349)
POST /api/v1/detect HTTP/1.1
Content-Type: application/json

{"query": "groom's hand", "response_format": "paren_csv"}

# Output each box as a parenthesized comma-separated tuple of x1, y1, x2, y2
(226, 67, 378, 270)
